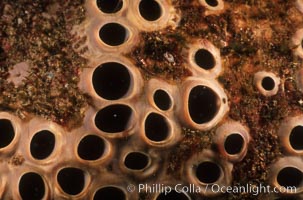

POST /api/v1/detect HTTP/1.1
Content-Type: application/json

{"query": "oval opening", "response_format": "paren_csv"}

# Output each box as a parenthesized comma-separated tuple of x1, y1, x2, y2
(145, 113, 169, 142)
(277, 167, 303, 188)
(205, 0, 219, 7)
(92, 62, 131, 100)
(94, 186, 126, 200)
(139, 0, 162, 21)
(57, 167, 85, 195)
(30, 130, 55, 160)
(261, 76, 275, 91)
(224, 133, 244, 155)
(194, 49, 216, 70)
(0, 119, 15, 148)
(19, 172, 45, 200)
(78, 135, 105, 161)
(156, 190, 190, 200)
(99, 23, 128, 46)
(289, 126, 303, 150)
(96, 0, 123, 13)
(188, 85, 220, 124)
(124, 152, 149, 170)
(153, 89, 172, 111)
(95, 104, 132, 133)
(196, 161, 221, 184)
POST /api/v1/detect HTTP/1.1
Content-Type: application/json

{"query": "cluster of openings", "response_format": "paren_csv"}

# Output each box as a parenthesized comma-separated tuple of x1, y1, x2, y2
(261, 76, 275, 91)
(93, 62, 131, 100)
(99, 23, 129, 46)
(96, 0, 123, 13)
(94, 186, 126, 200)
(78, 135, 105, 161)
(195, 161, 221, 184)
(145, 112, 170, 142)
(124, 151, 150, 170)
(19, 172, 45, 200)
(139, 0, 162, 21)
(289, 125, 303, 150)
(95, 104, 133, 133)
(194, 49, 216, 70)
(188, 85, 220, 124)
(30, 130, 55, 160)
(57, 167, 85, 196)
(0, 119, 15, 148)
(153, 89, 172, 111)
(276, 167, 303, 188)
(224, 133, 244, 155)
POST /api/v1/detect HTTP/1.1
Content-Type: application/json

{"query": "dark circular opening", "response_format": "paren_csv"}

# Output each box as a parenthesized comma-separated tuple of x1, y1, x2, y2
(188, 85, 220, 124)
(96, 0, 123, 13)
(0, 119, 15, 148)
(57, 167, 85, 195)
(95, 104, 132, 133)
(205, 0, 219, 7)
(153, 89, 172, 111)
(196, 161, 221, 184)
(289, 126, 303, 150)
(145, 113, 169, 142)
(99, 23, 128, 46)
(92, 62, 131, 100)
(194, 49, 216, 70)
(30, 130, 55, 160)
(261, 76, 275, 91)
(94, 186, 126, 200)
(78, 135, 105, 161)
(139, 0, 162, 21)
(19, 172, 45, 200)
(277, 167, 303, 188)
(124, 152, 149, 170)
(224, 133, 244, 155)
(156, 190, 189, 200)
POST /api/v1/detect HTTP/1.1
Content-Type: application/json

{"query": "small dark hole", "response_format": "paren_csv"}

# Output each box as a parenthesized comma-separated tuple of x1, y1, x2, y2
(188, 85, 220, 124)
(94, 186, 126, 200)
(194, 49, 215, 70)
(96, 0, 123, 13)
(19, 172, 45, 200)
(57, 167, 85, 195)
(0, 119, 15, 148)
(124, 152, 149, 170)
(92, 62, 131, 100)
(95, 104, 132, 133)
(289, 126, 303, 150)
(156, 190, 189, 200)
(224, 133, 244, 155)
(196, 161, 221, 184)
(139, 0, 162, 21)
(153, 89, 171, 111)
(99, 23, 128, 46)
(78, 135, 105, 161)
(145, 113, 169, 142)
(30, 130, 55, 160)
(277, 167, 303, 188)
(205, 0, 219, 7)
(261, 76, 275, 91)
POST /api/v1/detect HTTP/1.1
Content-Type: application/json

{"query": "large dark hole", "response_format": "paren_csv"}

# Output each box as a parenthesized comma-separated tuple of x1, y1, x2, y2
(261, 76, 275, 91)
(188, 85, 219, 124)
(99, 23, 128, 46)
(194, 49, 215, 70)
(277, 167, 303, 188)
(92, 62, 131, 100)
(224, 133, 244, 155)
(57, 167, 85, 195)
(95, 104, 132, 133)
(156, 190, 189, 200)
(289, 126, 303, 150)
(145, 113, 169, 142)
(30, 130, 55, 160)
(196, 161, 221, 184)
(139, 0, 162, 21)
(124, 152, 149, 170)
(153, 89, 172, 111)
(96, 0, 123, 13)
(0, 119, 15, 148)
(78, 135, 105, 161)
(19, 172, 45, 200)
(205, 0, 219, 7)
(94, 186, 126, 200)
